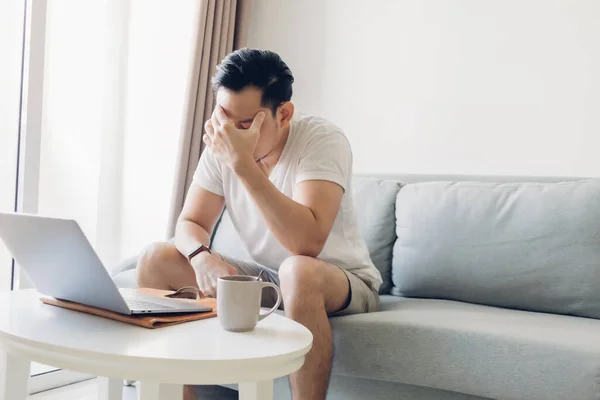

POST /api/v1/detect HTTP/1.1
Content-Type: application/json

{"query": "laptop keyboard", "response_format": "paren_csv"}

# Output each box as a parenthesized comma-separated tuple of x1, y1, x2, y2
(126, 299, 174, 311)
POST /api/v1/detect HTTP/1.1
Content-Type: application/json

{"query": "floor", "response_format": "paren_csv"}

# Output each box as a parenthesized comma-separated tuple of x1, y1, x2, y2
(29, 379, 137, 400)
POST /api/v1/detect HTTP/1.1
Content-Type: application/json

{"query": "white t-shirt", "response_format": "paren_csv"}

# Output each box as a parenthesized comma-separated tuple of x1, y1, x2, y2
(193, 113, 382, 291)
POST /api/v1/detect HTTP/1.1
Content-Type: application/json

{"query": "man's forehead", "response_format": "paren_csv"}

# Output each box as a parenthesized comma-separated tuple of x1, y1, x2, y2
(220, 105, 262, 121)
(216, 88, 265, 120)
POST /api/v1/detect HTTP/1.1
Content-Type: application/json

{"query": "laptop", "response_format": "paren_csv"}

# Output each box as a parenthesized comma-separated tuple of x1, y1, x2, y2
(0, 212, 211, 315)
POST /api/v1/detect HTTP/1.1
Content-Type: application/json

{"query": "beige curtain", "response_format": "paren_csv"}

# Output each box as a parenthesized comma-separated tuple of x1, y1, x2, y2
(166, 0, 253, 237)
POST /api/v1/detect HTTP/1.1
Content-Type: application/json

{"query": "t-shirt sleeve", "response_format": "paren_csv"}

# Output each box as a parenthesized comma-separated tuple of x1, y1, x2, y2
(192, 148, 224, 196)
(295, 132, 352, 191)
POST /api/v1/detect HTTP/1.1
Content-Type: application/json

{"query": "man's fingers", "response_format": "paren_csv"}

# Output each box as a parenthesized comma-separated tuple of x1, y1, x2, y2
(208, 274, 218, 298)
(197, 276, 206, 297)
(204, 280, 216, 298)
(211, 113, 220, 134)
(200, 274, 214, 298)
(204, 120, 215, 138)
(199, 274, 208, 295)
(211, 276, 219, 297)
(250, 111, 266, 131)
(214, 105, 228, 126)
(227, 264, 238, 275)
(203, 134, 217, 152)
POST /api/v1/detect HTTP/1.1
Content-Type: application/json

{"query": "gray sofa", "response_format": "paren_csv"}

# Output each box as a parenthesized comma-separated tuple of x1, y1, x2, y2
(112, 174, 600, 400)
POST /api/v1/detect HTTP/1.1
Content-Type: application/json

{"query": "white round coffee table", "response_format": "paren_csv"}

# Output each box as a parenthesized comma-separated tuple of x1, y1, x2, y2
(0, 289, 312, 400)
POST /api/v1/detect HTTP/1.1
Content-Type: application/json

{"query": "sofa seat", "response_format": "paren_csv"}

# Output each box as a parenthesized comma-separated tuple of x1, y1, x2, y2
(330, 295, 600, 400)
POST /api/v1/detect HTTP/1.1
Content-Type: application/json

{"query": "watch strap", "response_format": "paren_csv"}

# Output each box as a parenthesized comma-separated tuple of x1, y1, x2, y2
(188, 244, 211, 262)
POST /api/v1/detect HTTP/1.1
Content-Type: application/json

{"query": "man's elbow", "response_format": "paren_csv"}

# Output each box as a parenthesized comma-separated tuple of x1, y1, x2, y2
(290, 236, 326, 258)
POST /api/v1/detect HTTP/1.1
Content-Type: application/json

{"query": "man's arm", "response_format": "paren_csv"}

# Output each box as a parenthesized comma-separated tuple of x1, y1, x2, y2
(174, 183, 225, 259)
(234, 160, 343, 257)
(202, 105, 345, 257)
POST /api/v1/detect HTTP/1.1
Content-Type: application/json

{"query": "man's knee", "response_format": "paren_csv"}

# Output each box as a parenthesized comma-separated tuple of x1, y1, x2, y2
(136, 242, 175, 286)
(279, 256, 325, 304)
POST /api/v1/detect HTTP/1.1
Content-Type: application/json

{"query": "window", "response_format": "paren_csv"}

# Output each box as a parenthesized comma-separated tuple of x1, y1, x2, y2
(1, 0, 198, 393)
(0, 0, 24, 292)
(1, 0, 96, 392)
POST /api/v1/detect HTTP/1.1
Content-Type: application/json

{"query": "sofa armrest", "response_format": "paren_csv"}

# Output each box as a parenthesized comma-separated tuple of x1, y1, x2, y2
(110, 253, 138, 277)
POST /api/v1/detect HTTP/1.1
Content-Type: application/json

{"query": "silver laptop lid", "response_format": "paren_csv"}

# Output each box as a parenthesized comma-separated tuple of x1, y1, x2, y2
(0, 212, 131, 314)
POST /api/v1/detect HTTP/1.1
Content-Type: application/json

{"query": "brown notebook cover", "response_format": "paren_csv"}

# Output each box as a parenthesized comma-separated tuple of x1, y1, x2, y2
(40, 288, 217, 329)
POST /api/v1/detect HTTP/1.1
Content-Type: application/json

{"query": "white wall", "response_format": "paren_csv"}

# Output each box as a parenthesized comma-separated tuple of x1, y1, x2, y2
(247, 0, 600, 177)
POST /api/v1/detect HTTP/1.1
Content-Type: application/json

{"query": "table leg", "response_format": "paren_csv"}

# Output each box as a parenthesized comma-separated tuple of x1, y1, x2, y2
(98, 377, 123, 400)
(138, 382, 183, 400)
(239, 380, 274, 400)
(0, 350, 30, 400)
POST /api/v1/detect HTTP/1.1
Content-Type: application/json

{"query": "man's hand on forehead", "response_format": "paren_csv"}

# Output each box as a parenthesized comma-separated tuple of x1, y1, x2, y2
(203, 105, 265, 172)
(213, 105, 262, 129)
(213, 105, 230, 126)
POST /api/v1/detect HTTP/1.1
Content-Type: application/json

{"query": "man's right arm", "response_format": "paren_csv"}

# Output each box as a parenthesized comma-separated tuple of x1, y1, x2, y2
(174, 183, 225, 260)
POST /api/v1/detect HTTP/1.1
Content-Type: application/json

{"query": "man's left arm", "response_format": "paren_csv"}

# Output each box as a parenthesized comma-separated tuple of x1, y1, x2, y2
(234, 160, 343, 257)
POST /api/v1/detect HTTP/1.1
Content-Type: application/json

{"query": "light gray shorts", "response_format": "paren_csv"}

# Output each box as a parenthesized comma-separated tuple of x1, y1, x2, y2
(220, 255, 380, 317)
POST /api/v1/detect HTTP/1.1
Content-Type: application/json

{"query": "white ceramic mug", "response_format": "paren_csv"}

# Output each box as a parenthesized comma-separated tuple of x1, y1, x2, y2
(217, 275, 282, 332)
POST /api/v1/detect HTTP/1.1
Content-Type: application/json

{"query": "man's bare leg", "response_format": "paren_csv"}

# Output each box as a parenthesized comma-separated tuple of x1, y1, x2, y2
(136, 242, 198, 291)
(136, 242, 204, 400)
(278, 256, 350, 400)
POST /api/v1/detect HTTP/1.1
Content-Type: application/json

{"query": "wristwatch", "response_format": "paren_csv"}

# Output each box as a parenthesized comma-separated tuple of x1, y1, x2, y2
(188, 244, 211, 262)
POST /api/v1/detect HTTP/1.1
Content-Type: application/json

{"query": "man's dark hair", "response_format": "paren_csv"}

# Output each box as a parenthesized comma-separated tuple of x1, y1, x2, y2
(212, 48, 294, 114)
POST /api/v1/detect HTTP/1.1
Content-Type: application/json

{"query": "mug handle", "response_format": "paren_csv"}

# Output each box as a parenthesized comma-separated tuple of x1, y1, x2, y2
(258, 282, 282, 321)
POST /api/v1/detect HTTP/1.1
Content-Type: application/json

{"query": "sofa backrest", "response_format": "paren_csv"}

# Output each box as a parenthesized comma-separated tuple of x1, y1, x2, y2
(392, 177, 600, 319)
(211, 174, 600, 319)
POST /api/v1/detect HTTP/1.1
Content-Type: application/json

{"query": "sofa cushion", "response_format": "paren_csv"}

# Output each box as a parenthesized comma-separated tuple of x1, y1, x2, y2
(330, 295, 600, 400)
(352, 178, 401, 294)
(391, 180, 600, 319)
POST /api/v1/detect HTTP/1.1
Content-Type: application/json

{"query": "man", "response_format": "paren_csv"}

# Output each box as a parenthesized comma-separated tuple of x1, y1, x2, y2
(137, 48, 382, 400)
